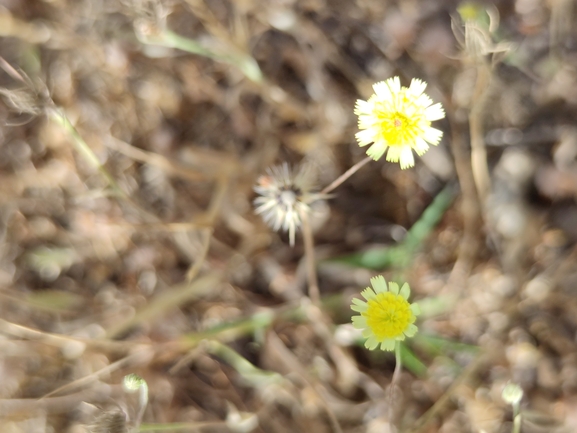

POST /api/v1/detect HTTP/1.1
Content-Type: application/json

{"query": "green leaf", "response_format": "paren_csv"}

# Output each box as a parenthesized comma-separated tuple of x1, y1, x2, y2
(331, 184, 457, 270)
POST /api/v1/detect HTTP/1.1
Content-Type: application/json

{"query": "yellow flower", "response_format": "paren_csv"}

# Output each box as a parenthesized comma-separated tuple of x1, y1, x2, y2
(354, 77, 445, 169)
(351, 276, 420, 351)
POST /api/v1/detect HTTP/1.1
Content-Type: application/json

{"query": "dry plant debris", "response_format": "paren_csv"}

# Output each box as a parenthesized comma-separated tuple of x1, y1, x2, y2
(1, 1, 577, 432)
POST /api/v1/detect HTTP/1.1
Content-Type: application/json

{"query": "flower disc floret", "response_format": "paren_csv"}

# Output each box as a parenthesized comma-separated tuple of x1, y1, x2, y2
(351, 276, 420, 351)
(354, 77, 445, 169)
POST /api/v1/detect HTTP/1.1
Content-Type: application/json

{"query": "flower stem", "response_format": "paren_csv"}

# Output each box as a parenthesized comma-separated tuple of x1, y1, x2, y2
(300, 210, 320, 305)
(512, 402, 521, 433)
(388, 341, 403, 424)
(393, 340, 402, 385)
(320, 156, 371, 195)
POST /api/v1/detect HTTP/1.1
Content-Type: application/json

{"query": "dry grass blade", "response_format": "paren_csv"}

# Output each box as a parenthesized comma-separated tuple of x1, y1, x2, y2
(105, 136, 208, 182)
(41, 348, 153, 399)
(0, 384, 112, 418)
(407, 352, 490, 433)
(266, 331, 344, 433)
(105, 273, 221, 339)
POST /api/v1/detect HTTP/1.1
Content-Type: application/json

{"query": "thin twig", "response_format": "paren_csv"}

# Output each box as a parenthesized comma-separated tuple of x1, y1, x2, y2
(139, 421, 227, 431)
(447, 115, 483, 285)
(0, 318, 133, 352)
(104, 273, 221, 339)
(0, 56, 27, 82)
(321, 156, 371, 195)
(185, 228, 213, 282)
(183, 174, 228, 280)
(105, 136, 207, 182)
(0, 384, 112, 417)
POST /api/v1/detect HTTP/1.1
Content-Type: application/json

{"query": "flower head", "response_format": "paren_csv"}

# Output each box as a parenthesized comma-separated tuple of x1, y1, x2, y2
(354, 77, 445, 169)
(351, 276, 420, 351)
(254, 163, 323, 246)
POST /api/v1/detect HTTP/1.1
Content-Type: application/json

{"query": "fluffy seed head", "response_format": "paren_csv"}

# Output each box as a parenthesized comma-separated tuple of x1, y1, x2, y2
(253, 163, 323, 246)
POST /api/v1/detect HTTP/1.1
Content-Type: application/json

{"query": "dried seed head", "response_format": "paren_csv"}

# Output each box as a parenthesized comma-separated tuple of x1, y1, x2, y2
(253, 163, 323, 246)
(89, 409, 127, 433)
(0, 87, 43, 116)
(0, 61, 52, 122)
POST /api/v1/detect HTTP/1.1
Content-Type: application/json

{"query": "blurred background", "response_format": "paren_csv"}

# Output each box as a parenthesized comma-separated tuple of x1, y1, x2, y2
(1, 0, 577, 432)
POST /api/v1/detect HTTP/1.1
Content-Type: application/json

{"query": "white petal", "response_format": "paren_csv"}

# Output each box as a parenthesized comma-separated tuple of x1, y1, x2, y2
(425, 103, 445, 121)
(365, 336, 379, 350)
(388, 282, 400, 295)
(399, 146, 415, 169)
(415, 93, 433, 109)
(404, 324, 418, 338)
(358, 117, 377, 130)
(371, 275, 388, 293)
(355, 129, 376, 147)
(366, 141, 388, 161)
(385, 146, 402, 162)
(373, 81, 393, 102)
(360, 287, 376, 301)
(400, 283, 411, 300)
(413, 137, 429, 156)
(410, 303, 421, 316)
(351, 298, 368, 312)
(354, 99, 371, 115)
(381, 339, 396, 351)
(387, 76, 401, 93)
(351, 315, 367, 328)
(408, 78, 427, 97)
(423, 127, 443, 145)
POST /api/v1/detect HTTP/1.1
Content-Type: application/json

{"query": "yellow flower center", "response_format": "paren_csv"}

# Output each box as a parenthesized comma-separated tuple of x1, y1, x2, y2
(373, 92, 429, 147)
(363, 292, 413, 340)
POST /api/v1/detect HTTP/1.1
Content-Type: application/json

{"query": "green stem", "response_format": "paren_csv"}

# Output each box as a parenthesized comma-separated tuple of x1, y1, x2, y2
(137, 381, 148, 427)
(138, 29, 262, 83)
(49, 108, 126, 198)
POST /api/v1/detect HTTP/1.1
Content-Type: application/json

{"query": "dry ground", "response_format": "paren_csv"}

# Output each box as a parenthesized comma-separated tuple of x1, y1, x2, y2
(1, 0, 577, 432)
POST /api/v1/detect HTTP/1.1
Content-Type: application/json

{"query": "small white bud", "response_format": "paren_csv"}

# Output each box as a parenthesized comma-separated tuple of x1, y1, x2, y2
(122, 373, 145, 393)
(502, 382, 523, 405)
